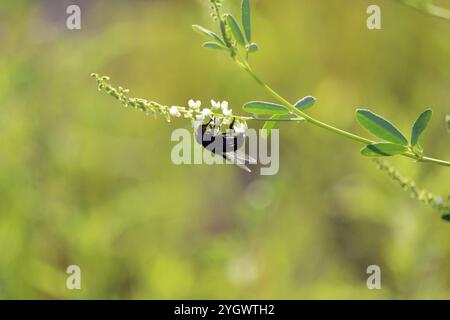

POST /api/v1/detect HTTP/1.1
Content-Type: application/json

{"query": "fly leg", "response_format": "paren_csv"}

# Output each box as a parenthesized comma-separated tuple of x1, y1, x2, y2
(229, 117, 236, 131)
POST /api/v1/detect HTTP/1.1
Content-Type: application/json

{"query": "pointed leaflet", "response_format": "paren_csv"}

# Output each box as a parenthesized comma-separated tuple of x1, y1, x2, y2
(225, 14, 246, 47)
(242, 0, 251, 43)
(192, 25, 226, 46)
(411, 109, 432, 148)
(294, 96, 316, 111)
(202, 42, 226, 50)
(262, 115, 282, 139)
(360, 143, 407, 157)
(243, 101, 289, 115)
(356, 109, 408, 146)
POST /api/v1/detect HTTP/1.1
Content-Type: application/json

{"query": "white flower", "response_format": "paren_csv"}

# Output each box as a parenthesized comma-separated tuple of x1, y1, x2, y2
(233, 121, 248, 133)
(211, 100, 221, 109)
(169, 106, 181, 117)
(196, 114, 205, 121)
(188, 99, 201, 110)
(223, 107, 232, 116)
(215, 100, 232, 116)
(221, 101, 229, 110)
(202, 108, 212, 117)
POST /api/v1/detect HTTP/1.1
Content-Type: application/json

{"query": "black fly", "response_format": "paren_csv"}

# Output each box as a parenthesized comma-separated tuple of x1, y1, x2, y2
(195, 117, 255, 172)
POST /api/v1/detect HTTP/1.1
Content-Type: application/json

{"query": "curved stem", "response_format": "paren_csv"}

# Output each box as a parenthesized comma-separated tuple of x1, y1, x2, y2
(234, 61, 450, 168)
(237, 61, 375, 145)
(422, 156, 450, 167)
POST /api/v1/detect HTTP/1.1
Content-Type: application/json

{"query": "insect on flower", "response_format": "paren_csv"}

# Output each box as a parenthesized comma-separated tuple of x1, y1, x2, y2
(195, 117, 255, 172)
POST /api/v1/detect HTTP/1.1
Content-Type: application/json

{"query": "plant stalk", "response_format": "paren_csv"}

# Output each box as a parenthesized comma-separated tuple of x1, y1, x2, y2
(235, 61, 450, 168)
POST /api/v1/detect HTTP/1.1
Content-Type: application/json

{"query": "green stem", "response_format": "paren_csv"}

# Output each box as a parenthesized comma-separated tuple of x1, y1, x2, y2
(422, 156, 450, 167)
(234, 61, 450, 168)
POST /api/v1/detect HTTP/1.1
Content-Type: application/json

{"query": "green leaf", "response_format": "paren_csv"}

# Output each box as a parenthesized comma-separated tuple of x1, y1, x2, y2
(192, 25, 225, 46)
(446, 115, 450, 133)
(242, 0, 252, 43)
(225, 14, 246, 47)
(247, 43, 259, 53)
(294, 96, 316, 111)
(361, 143, 408, 157)
(202, 42, 226, 50)
(411, 109, 432, 148)
(243, 101, 289, 115)
(356, 109, 408, 146)
(261, 115, 282, 139)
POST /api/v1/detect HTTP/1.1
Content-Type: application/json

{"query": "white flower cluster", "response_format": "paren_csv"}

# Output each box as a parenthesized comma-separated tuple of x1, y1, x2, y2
(171, 99, 247, 132)
(211, 100, 232, 116)
(169, 106, 181, 117)
(92, 74, 247, 130)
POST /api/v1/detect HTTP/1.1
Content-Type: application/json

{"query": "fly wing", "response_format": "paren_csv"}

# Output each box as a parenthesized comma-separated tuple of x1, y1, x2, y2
(224, 152, 252, 173)
(222, 132, 245, 153)
(234, 149, 257, 164)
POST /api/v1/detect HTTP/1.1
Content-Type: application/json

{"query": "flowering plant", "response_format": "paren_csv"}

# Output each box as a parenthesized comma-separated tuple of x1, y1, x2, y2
(92, 0, 450, 221)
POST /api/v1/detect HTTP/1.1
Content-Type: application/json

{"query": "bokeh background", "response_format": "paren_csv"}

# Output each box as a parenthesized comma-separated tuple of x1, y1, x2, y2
(0, 0, 449, 299)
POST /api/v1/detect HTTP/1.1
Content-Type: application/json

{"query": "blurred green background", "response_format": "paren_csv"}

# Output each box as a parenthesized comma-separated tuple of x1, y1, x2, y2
(0, 0, 449, 299)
